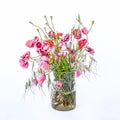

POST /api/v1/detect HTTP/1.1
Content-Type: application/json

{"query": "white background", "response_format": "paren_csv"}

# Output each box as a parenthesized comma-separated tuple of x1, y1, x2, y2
(0, 0, 120, 120)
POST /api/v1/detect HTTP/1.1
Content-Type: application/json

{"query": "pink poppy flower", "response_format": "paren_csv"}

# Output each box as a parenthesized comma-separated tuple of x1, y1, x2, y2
(78, 39, 87, 49)
(36, 73, 46, 85)
(71, 55, 76, 63)
(58, 51, 68, 57)
(36, 48, 48, 56)
(25, 40, 35, 48)
(48, 31, 55, 38)
(81, 27, 88, 35)
(85, 46, 95, 55)
(44, 40, 54, 48)
(36, 41, 42, 48)
(75, 32, 82, 39)
(62, 33, 70, 42)
(19, 59, 29, 68)
(41, 56, 49, 62)
(58, 42, 63, 48)
(76, 70, 81, 78)
(70, 49, 75, 54)
(39, 61, 50, 71)
(32, 79, 38, 86)
(34, 36, 39, 41)
(73, 29, 82, 39)
(56, 81, 62, 89)
(21, 51, 30, 60)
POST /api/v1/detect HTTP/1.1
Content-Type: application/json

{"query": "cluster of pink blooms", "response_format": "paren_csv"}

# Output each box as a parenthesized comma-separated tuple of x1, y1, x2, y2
(19, 23, 95, 89)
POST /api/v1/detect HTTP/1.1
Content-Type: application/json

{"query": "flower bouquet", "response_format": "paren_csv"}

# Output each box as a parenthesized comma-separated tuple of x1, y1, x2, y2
(19, 14, 96, 111)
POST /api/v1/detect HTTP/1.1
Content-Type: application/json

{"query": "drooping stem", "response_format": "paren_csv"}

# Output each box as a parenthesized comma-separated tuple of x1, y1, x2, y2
(88, 20, 94, 33)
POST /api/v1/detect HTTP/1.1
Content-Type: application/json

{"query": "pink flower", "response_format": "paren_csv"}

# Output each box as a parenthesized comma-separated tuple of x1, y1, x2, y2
(75, 32, 82, 39)
(81, 27, 88, 35)
(62, 33, 70, 42)
(42, 44, 49, 51)
(39, 61, 50, 71)
(19, 59, 29, 68)
(73, 29, 82, 39)
(25, 40, 35, 48)
(41, 56, 49, 61)
(58, 51, 68, 57)
(32, 79, 38, 86)
(56, 81, 62, 89)
(34, 36, 39, 41)
(21, 51, 30, 60)
(36, 41, 42, 48)
(58, 42, 63, 48)
(44, 40, 54, 48)
(76, 70, 81, 78)
(70, 49, 75, 54)
(78, 39, 87, 49)
(36, 73, 46, 85)
(36, 48, 48, 56)
(48, 31, 55, 38)
(71, 55, 75, 63)
(85, 46, 95, 55)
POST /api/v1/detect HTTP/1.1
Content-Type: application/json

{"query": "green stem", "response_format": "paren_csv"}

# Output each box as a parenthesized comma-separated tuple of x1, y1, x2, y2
(44, 16, 53, 31)
(29, 21, 48, 38)
(88, 20, 94, 33)
(50, 16, 55, 31)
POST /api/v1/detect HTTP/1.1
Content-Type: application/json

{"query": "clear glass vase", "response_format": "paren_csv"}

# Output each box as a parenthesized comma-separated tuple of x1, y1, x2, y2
(50, 71, 76, 111)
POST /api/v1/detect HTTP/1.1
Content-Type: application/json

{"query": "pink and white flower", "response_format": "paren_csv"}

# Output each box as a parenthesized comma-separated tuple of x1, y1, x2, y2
(78, 39, 87, 49)
(73, 29, 82, 39)
(48, 31, 55, 38)
(32, 79, 38, 86)
(71, 55, 76, 63)
(76, 70, 81, 78)
(85, 46, 95, 55)
(19, 59, 29, 68)
(39, 61, 50, 71)
(36, 73, 46, 85)
(25, 40, 35, 48)
(41, 56, 49, 62)
(56, 81, 62, 89)
(35, 41, 42, 48)
(34, 36, 39, 41)
(21, 51, 30, 60)
(62, 33, 70, 42)
(58, 51, 68, 57)
(81, 27, 88, 35)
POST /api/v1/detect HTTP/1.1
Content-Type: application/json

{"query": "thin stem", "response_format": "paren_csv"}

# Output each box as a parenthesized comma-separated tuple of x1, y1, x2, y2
(44, 16, 53, 31)
(29, 21, 48, 38)
(50, 16, 55, 31)
(36, 28, 42, 40)
(88, 20, 94, 33)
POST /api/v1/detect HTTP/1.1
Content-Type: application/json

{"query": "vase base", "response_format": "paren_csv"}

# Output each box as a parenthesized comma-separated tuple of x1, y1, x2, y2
(52, 104, 76, 111)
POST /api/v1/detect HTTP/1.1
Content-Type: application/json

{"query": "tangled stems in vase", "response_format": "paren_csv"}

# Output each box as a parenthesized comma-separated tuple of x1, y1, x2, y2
(51, 71, 76, 111)
(19, 15, 96, 107)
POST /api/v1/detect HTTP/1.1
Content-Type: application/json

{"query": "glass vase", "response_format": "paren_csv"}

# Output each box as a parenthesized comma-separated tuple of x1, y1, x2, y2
(50, 71, 76, 111)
